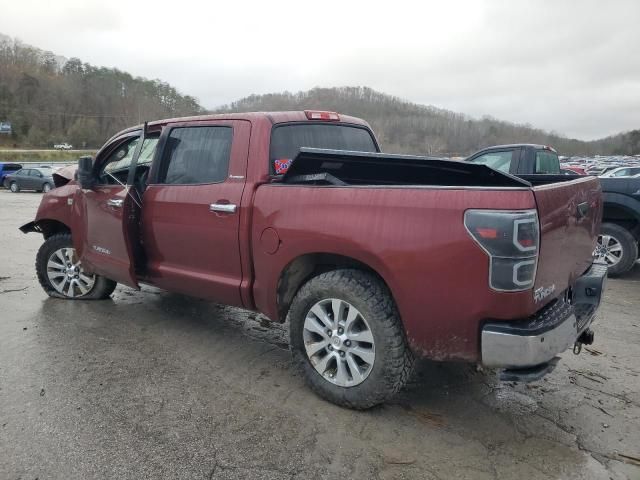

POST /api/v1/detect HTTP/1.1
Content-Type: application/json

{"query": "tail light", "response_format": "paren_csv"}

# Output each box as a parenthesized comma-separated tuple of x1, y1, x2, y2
(464, 210, 539, 291)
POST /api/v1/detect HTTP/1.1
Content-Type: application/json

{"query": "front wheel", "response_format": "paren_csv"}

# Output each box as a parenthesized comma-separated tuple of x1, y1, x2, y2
(9, 182, 19, 193)
(288, 269, 413, 409)
(36, 233, 117, 299)
(594, 222, 638, 276)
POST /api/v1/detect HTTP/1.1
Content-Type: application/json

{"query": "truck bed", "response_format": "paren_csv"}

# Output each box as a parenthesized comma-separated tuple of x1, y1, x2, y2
(281, 148, 529, 188)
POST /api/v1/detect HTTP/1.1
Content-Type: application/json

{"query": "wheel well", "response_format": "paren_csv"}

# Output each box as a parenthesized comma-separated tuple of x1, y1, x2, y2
(603, 203, 640, 240)
(276, 253, 388, 321)
(35, 219, 71, 239)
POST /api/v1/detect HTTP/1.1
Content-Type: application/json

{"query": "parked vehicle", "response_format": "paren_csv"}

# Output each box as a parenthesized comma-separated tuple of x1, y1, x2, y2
(466, 144, 561, 175)
(600, 166, 640, 178)
(561, 165, 587, 175)
(0, 162, 22, 187)
(20, 112, 606, 409)
(4, 167, 55, 193)
(53, 143, 73, 150)
(595, 177, 640, 275)
(468, 144, 639, 276)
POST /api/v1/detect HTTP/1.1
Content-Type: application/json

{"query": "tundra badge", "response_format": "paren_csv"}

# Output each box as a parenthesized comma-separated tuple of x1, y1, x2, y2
(534, 284, 556, 303)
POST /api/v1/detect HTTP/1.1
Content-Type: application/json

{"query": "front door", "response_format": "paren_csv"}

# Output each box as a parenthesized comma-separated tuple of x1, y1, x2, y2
(73, 133, 159, 288)
(141, 120, 250, 306)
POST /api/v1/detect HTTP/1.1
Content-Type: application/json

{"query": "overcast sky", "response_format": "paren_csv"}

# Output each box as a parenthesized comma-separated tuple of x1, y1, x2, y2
(1, 0, 638, 140)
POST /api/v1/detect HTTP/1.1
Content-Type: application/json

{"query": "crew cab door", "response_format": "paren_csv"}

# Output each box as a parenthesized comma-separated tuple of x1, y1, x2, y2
(140, 120, 250, 305)
(72, 132, 158, 288)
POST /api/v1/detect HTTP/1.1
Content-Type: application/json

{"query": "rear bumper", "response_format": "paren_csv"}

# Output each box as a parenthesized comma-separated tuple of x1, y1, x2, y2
(481, 261, 607, 370)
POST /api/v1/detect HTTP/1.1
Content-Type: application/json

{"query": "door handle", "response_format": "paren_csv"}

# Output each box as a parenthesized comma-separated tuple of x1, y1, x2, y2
(107, 198, 124, 208)
(210, 203, 237, 214)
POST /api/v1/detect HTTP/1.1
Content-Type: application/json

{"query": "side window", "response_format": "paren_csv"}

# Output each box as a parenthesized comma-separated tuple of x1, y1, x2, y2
(469, 150, 513, 173)
(535, 151, 560, 174)
(612, 169, 628, 177)
(30, 170, 43, 177)
(99, 135, 159, 185)
(158, 126, 232, 185)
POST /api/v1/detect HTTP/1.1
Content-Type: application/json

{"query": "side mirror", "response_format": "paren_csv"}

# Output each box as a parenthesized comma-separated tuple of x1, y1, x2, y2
(77, 156, 95, 189)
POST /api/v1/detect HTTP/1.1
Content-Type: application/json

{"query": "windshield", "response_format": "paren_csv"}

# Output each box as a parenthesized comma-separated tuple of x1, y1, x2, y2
(269, 123, 377, 174)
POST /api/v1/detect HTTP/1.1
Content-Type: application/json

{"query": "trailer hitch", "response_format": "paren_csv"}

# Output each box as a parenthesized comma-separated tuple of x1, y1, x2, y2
(573, 328, 595, 354)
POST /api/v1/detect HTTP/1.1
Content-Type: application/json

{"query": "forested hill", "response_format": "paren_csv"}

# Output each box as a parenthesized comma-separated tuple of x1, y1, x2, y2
(216, 87, 638, 156)
(0, 34, 203, 148)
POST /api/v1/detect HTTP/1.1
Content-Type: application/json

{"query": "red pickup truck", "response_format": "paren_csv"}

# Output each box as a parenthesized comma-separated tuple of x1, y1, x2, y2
(21, 111, 607, 409)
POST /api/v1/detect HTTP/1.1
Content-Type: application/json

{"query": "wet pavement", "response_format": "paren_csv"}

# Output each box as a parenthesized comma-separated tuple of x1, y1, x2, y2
(1, 190, 639, 480)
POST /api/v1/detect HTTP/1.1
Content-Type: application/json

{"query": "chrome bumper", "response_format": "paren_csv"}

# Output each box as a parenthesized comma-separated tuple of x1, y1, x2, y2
(481, 261, 607, 370)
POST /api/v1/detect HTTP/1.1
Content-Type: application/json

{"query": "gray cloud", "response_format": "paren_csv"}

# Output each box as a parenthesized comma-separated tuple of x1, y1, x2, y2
(1, 0, 638, 139)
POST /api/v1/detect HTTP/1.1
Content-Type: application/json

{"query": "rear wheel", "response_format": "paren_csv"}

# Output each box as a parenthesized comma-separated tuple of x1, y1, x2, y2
(594, 222, 638, 276)
(289, 269, 413, 409)
(42, 183, 52, 193)
(9, 182, 19, 193)
(36, 233, 117, 299)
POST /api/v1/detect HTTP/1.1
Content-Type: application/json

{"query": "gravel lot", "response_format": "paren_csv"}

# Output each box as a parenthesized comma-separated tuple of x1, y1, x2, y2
(1, 190, 639, 480)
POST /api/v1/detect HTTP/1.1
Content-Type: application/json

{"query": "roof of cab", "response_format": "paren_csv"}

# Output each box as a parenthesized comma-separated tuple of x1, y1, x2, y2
(108, 111, 371, 143)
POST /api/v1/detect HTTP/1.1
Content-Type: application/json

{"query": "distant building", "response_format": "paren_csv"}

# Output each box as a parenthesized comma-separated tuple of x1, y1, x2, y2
(0, 122, 12, 135)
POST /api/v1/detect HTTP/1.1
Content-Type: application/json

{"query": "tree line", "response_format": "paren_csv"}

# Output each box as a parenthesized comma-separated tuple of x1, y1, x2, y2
(217, 86, 638, 156)
(0, 35, 203, 148)
(1, 33, 637, 156)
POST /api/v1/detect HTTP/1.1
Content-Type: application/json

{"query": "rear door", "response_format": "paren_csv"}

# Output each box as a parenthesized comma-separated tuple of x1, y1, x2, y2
(141, 120, 250, 305)
(532, 176, 602, 296)
(72, 133, 159, 287)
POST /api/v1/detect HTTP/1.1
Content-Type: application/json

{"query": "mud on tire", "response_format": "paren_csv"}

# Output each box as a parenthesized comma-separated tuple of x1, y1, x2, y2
(288, 269, 414, 409)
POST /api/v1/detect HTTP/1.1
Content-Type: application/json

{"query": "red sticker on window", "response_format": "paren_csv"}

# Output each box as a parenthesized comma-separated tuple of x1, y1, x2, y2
(274, 158, 293, 174)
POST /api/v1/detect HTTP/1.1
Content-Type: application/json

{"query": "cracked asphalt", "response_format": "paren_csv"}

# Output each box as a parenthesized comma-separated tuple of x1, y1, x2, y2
(1, 190, 639, 480)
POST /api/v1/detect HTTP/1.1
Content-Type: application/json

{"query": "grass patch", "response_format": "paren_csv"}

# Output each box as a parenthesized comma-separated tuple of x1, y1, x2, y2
(0, 150, 96, 163)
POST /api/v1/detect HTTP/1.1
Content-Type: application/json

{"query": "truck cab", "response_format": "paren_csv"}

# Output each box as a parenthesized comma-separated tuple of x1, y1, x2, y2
(466, 144, 561, 175)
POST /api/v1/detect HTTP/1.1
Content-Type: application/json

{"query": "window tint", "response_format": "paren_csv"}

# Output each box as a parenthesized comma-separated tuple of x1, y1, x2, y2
(468, 151, 513, 172)
(99, 135, 159, 184)
(30, 170, 43, 177)
(535, 151, 560, 174)
(159, 126, 232, 185)
(269, 124, 377, 174)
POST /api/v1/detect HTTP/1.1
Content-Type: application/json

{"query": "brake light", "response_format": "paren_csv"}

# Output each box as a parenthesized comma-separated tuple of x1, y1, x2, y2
(304, 110, 340, 121)
(464, 210, 540, 291)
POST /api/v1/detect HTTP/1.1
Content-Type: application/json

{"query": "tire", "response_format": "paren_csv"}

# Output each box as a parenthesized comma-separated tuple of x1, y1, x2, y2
(35, 233, 117, 299)
(42, 183, 52, 193)
(595, 223, 638, 276)
(288, 269, 414, 409)
(9, 182, 19, 193)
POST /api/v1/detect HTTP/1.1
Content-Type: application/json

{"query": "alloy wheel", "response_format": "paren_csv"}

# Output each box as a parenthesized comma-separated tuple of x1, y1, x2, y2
(46, 247, 96, 298)
(594, 234, 623, 267)
(303, 298, 375, 387)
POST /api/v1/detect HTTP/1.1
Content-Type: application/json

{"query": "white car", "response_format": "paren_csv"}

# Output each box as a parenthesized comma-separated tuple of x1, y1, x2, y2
(53, 143, 73, 150)
(600, 166, 640, 177)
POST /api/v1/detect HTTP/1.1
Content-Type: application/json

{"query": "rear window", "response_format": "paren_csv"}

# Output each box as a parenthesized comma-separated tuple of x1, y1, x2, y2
(535, 150, 560, 174)
(269, 124, 377, 174)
